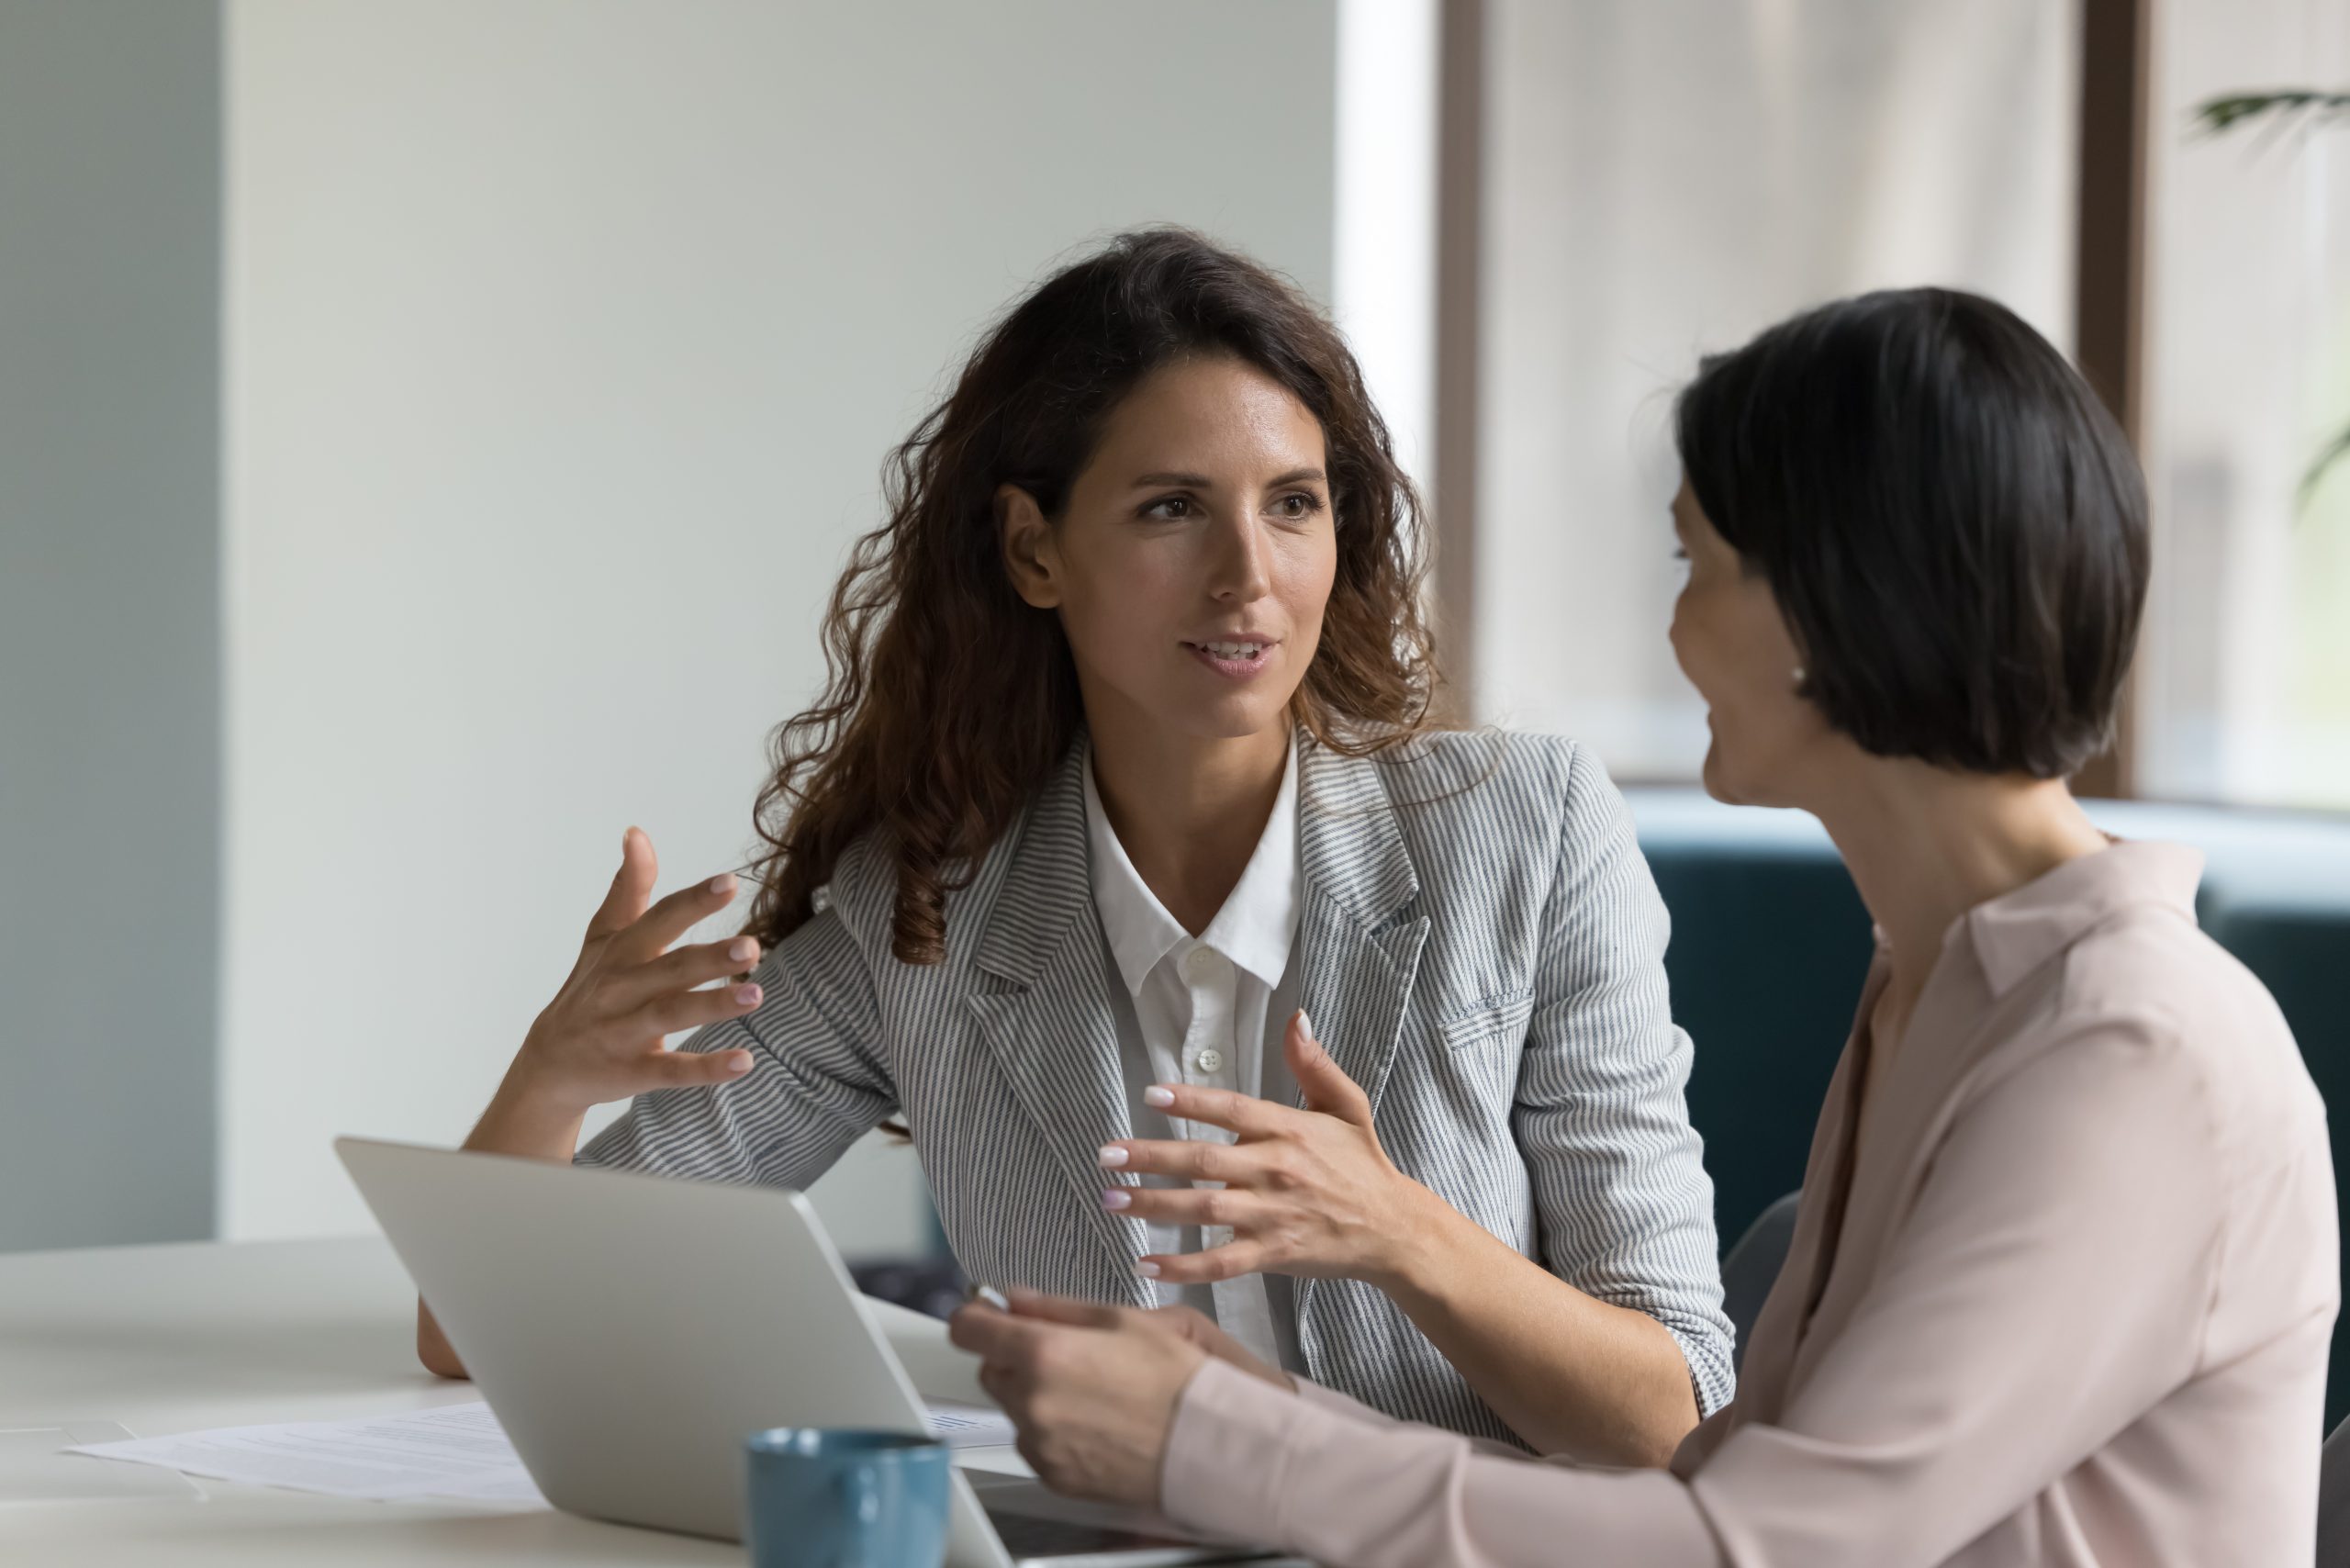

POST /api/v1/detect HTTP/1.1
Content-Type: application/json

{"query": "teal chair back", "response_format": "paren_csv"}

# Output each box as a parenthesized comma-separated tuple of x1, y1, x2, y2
(1628, 790, 2350, 1427)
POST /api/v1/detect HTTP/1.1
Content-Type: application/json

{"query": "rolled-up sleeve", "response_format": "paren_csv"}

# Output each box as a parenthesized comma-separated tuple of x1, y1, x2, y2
(576, 905, 896, 1191)
(1516, 743, 1736, 1413)
(1160, 1015, 2244, 1568)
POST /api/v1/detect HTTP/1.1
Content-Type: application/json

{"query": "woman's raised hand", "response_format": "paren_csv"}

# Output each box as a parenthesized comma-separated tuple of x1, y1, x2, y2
(425, 827, 770, 1379)
(1095, 1012, 1448, 1291)
(505, 827, 765, 1114)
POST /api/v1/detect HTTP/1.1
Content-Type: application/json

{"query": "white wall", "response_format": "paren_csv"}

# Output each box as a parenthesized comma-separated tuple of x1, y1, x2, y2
(220, 0, 1337, 1247)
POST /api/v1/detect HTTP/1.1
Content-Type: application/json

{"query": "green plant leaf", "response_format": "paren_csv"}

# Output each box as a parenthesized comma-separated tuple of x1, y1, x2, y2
(2303, 425, 2350, 511)
(2196, 87, 2350, 522)
(2194, 89, 2350, 136)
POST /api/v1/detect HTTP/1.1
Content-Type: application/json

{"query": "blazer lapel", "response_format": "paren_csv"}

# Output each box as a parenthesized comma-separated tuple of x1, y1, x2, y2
(966, 742, 1156, 1305)
(1291, 742, 1430, 1350)
(1292, 740, 1429, 1114)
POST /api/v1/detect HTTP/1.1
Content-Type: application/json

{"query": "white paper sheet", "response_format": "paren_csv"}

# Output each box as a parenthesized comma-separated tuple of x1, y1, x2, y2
(919, 1401, 1018, 1449)
(66, 1398, 1016, 1507)
(0, 1422, 206, 1505)
(67, 1404, 549, 1506)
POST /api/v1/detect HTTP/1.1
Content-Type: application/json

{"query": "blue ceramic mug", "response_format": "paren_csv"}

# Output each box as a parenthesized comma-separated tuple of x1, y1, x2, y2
(742, 1428, 951, 1568)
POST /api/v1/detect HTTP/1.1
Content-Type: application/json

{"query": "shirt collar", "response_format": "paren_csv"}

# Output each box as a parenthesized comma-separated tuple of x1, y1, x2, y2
(1081, 735, 1303, 997)
(1962, 839, 2205, 997)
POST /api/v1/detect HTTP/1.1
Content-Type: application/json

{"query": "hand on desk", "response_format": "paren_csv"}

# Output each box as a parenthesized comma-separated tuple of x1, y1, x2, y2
(946, 1290, 1288, 1508)
(1096, 1010, 1447, 1292)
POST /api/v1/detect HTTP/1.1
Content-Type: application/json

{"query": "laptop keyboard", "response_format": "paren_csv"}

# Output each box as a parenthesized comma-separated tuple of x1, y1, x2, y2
(990, 1507, 1195, 1556)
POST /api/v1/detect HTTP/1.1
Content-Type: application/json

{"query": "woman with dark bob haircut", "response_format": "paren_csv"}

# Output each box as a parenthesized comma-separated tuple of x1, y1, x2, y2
(418, 229, 1740, 1465)
(956, 287, 2339, 1565)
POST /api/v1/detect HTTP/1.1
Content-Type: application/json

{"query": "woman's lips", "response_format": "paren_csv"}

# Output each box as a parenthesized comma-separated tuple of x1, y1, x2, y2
(1182, 640, 1279, 678)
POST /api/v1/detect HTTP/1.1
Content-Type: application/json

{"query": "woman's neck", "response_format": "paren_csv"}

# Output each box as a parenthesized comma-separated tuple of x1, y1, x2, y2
(1811, 760, 2109, 1006)
(1087, 712, 1291, 935)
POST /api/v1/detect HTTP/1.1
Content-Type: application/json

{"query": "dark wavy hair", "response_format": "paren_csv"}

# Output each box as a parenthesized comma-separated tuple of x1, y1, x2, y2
(744, 228, 1441, 964)
(1675, 286, 2148, 779)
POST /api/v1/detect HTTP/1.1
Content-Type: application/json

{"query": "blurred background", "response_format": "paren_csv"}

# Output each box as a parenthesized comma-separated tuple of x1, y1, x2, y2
(4, 0, 2346, 1334)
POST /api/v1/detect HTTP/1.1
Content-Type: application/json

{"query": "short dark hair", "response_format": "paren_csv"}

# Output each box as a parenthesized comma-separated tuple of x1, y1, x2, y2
(1674, 286, 2149, 779)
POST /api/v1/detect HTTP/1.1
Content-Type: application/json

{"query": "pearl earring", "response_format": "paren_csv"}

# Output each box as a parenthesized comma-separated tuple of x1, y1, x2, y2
(1793, 666, 1807, 689)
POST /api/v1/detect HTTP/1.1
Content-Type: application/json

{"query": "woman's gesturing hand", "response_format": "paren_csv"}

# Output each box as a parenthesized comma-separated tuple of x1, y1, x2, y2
(947, 1291, 1243, 1509)
(1096, 1011, 1446, 1292)
(505, 827, 765, 1114)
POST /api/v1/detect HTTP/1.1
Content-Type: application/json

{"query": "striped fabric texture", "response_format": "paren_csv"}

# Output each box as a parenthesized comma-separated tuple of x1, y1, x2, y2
(578, 730, 1736, 1439)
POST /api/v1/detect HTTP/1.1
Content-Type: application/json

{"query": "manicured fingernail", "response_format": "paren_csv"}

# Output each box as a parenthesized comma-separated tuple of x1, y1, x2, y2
(1297, 1010, 1315, 1040)
(727, 1054, 752, 1074)
(1100, 1189, 1132, 1211)
(1143, 1086, 1176, 1108)
(728, 937, 756, 962)
(733, 984, 762, 1006)
(1097, 1144, 1128, 1169)
(1134, 1260, 1161, 1279)
(708, 873, 735, 895)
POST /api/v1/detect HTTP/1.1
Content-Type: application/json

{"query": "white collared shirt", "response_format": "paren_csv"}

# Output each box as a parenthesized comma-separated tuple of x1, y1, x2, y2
(1082, 737, 1305, 1372)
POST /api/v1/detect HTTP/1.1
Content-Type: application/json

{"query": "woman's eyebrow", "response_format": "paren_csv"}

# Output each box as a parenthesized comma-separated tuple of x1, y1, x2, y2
(1127, 467, 1329, 489)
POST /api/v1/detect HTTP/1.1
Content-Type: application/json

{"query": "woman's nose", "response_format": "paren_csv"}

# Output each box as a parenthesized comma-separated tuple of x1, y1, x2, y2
(1205, 510, 1273, 603)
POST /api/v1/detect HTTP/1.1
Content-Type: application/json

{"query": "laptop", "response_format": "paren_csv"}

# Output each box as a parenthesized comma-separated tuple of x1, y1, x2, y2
(335, 1137, 1277, 1568)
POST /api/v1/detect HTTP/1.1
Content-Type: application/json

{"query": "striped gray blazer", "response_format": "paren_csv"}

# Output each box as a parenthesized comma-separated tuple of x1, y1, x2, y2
(579, 729, 1736, 1439)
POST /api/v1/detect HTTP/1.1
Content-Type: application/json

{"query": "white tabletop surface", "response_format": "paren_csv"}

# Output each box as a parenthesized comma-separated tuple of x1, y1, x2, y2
(0, 1236, 877, 1564)
(0, 1236, 1309, 1567)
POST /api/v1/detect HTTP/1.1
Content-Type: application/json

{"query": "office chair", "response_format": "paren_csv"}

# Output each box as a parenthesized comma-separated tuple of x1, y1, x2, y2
(1720, 1189, 1802, 1372)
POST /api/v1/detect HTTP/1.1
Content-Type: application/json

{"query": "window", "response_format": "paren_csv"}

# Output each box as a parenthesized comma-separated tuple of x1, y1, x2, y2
(2138, 0, 2350, 807)
(1452, 0, 2350, 809)
(1465, 0, 2078, 781)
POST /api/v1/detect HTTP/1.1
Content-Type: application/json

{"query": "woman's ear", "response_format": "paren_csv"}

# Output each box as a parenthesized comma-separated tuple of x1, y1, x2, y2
(997, 484, 1062, 610)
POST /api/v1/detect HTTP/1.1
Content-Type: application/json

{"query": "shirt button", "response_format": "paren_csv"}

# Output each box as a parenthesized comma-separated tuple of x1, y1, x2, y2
(1193, 1047, 1225, 1074)
(1182, 947, 1221, 982)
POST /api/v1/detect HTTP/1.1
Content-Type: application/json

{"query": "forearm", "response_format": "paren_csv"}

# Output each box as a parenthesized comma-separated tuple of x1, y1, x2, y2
(1163, 1359, 1722, 1567)
(418, 1071, 589, 1378)
(462, 1065, 590, 1163)
(1379, 1186, 1700, 1465)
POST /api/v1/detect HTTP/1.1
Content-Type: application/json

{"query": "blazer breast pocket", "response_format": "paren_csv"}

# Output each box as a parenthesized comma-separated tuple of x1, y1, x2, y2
(1437, 991, 1536, 1053)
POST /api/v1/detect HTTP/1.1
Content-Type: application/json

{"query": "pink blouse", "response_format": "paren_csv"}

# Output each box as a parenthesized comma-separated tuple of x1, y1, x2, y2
(1160, 842, 2338, 1566)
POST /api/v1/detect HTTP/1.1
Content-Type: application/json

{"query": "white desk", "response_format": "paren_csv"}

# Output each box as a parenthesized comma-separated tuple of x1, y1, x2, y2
(0, 1236, 850, 1564)
(0, 1238, 1309, 1567)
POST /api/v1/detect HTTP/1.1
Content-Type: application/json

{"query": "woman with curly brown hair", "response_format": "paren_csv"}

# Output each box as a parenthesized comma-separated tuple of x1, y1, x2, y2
(417, 229, 1733, 1463)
